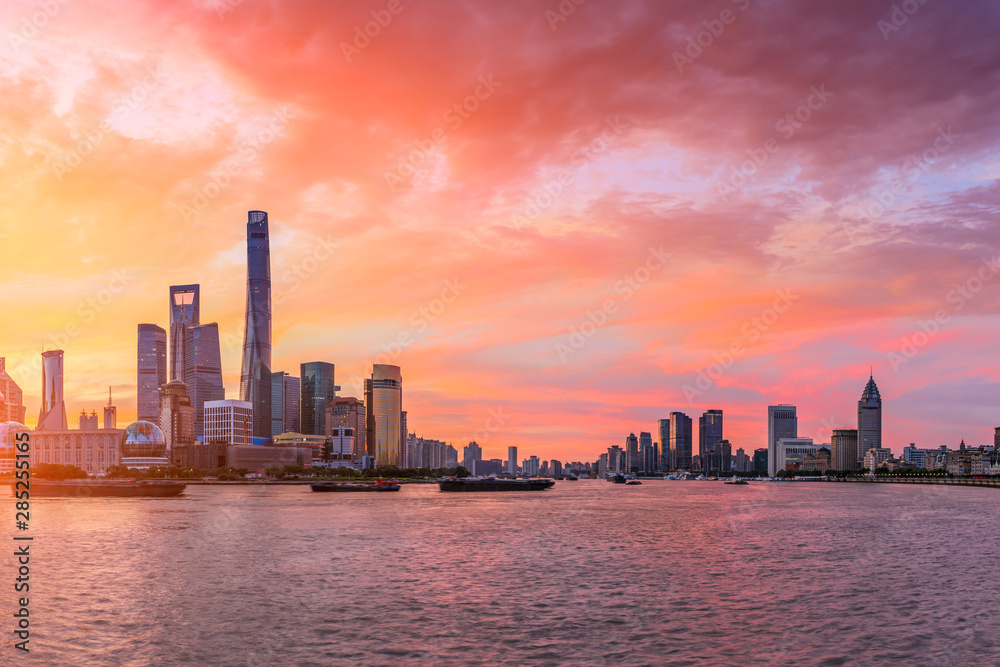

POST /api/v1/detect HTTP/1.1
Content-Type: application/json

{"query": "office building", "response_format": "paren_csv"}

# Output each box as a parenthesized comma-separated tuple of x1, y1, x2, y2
(832, 428, 859, 471)
(240, 211, 272, 439)
(37, 350, 68, 430)
(698, 409, 723, 470)
(159, 379, 195, 457)
(301, 362, 338, 436)
(523, 455, 540, 476)
(858, 374, 882, 457)
(507, 446, 518, 475)
(640, 431, 656, 473)
(326, 427, 355, 462)
(169, 284, 199, 383)
(767, 405, 797, 477)
(137, 324, 167, 423)
(204, 399, 253, 446)
(327, 397, 366, 460)
(271, 372, 301, 437)
(365, 364, 402, 467)
(272, 432, 329, 463)
(463, 441, 483, 471)
(706, 438, 733, 472)
(33, 426, 124, 476)
(669, 412, 693, 470)
(0, 358, 26, 424)
(625, 432, 639, 473)
(775, 437, 819, 472)
(753, 447, 768, 472)
(658, 418, 670, 471)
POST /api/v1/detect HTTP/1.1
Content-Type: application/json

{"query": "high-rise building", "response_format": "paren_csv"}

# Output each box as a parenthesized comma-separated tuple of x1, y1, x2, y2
(832, 429, 859, 471)
(767, 405, 797, 477)
(240, 211, 272, 439)
(327, 397, 366, 460)
(658, 418, 670, 470)
(204, 399, 253, 447)
(270, 372, 301, 437)
(138, 323, 168, 423)
(625, 432, 639, 473)
(699, 409, 723, 469)
(159, 379, 195, 457)
(858, 374, 882, 457)
(463, 441, 483, 471)
(669, 412, 693, 470)
(639, 431, 654, 473)
(37, 350, 68, 430)
(0, 358, 27, 424)
(104, 387, 117, 429)
(169, 285, 199, 382)
(185, 323, 224, 439)
(507, 446, 518, 475)
(523, 455, 540, 476)
(753, 447, 768, 472)
(301, 362, 339, 436)
(400, 411, 408, 467)
(365, 364, 402, 467)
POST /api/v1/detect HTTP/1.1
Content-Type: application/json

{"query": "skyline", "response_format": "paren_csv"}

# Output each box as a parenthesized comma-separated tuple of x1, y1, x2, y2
(3, 0, 1000, 460)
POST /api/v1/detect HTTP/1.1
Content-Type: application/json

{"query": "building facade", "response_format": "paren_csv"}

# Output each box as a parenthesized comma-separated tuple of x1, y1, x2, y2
(38, 350, 68, 430)
(300, 362, 338, 436)
(137, 324, 167, 423)
(204, 399, 253, 446)
(0, 358, 26, 423)
(699, 409, 724, 470)
(271, 371, 301, 437)
(169, 284, 199, 383)
(185, 323, 225, 439)
(463, 441, 483, 471)
(240, 210, 273, 439)
(858, 374, 882, 458)
(669, 411, 693, 470)
(327, 397, 366, 460)
(507, 446, 518, 475)
(32, 427, 124, 476)
(159, 379, 195, 457)
(767, 405, 797, 477)
(365, 364, 402, 467)
(658, 418, 670, 471)
(831, 428, 859, 471)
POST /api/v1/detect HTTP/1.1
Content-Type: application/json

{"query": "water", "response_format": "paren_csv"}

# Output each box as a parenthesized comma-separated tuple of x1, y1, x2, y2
(5, 480, 1000, 666)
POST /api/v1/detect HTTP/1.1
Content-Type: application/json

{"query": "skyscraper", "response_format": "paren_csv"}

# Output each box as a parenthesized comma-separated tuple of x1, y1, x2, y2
(185, 323, 225, 438)
(240, 211, 272, 439)
(767, 405, 797, 477)
(0, 358, 26, 424)
(658, 418, 670, 470)
(639, 431, 655, 473)
(858, 374, 882, 457)
(625, 432, 639, 473)
(271, 371, 301, 437)
(169, 285, 199, 382)
(138, 324, 167, 423)
(699, 409, 723, 469)
(300, 362, 338, 436)
(669, 411, 693, 470)
(37, 350, 67, 430)
(832, 428, 859, 471)
(463, 441, 483, 472)
(507, 445, 518, 475)
(327, 397, 366, 460)
(364, 364, 402, 467)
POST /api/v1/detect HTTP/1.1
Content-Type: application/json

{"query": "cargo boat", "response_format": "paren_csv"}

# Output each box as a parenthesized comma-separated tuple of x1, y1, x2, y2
(438, 478, 555, 492)
(310, 480, 400, 492)
(23, 479, 187, 498)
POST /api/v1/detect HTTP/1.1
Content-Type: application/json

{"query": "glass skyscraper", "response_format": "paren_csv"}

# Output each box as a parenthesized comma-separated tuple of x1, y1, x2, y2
(669, 411, 692, 470)
(365, 364, 402, 467)
(657, 418, 670, 471)
(767, 405, 798, 477)
(37, 350, 68, 430)
(186, 323, 225, 439)
(240, 211, 272, 439)
(169, 284, 199, 383)
(699, 409, 723, 470)
(137, 324, 167, 423)
(271, 371, 301, 437)
(300, 362, 338, 436)
(858, 374, 882, 458)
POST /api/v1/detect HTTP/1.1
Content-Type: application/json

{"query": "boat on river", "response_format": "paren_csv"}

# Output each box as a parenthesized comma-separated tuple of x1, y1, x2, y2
(438, 477, 555, 492)
(310, 480, 400, 492)
(24, 479, 187, 498)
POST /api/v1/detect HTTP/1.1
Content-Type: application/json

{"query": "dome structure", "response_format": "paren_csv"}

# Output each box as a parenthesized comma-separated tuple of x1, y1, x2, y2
(123, 420, 166, 458)
(0, 422, 31, 449)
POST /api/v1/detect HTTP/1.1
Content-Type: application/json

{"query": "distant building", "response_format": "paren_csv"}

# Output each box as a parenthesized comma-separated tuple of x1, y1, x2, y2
(831, 429, 859, 471)
(523, 455, 540, 476)
(0, 358, 27, 424)
(551, 459, 563, 477)
(658, 418, 671, 470)
(103, 388, 117, 429)
(767, 405, 797, 477)
(37, 350, 68, 430)
(735, 447, 749, 472)
(863, 447, 892, 473)
(204, 399, 253, 446)
(300, 362, 338, 436)
(507, 446, 518, 475)
(607, 445, 625, 474)
(327, 397, 366, 460)
(137, 324, 167, 423)
(227, 446, 311, 472)
(272, 432, 329, 462)
(365, 364, 402, 467)
(239, 212, 273, 440)
(706, 439, 732, 472)
(475, 459, 503, 476)
(858, 374, 882, 457)
(79, 410, 99, 430)
(753, 448, 768, 472)
(444, 444, 458, 468)
(625, 433, 639, 473)
(159, 379, 195, 457)
(670, 412, 693, 470)
(776, 438, 818, 472)
(271, 371, 301, 437)
(699, 410, 723, 470)
(120, 420, 170, 470)
(463, 441, 483, 471)
(33, 426, 124, 475)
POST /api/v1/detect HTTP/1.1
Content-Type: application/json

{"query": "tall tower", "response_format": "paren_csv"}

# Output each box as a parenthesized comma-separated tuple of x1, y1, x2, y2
(699, 409, 723, 469)
(624, 432, 639, 473)
(299, 363, 338, 436)
(657, 418, 670, 471)
(858, 374, 882, 458)
(104, 387, 117, 429)
(169, 285, 200, 382)
(37, 350, 68, 430)
(137, 323, 167, 423)
(240, 211, 272, 440)
(364, 364, 402, 467)
(767, 405, 797, 477)
(669, 412, 693, 470)
(186, 323, 225, 439)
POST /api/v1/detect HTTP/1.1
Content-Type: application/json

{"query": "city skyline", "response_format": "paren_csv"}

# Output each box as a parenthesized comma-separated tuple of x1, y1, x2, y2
(4, 1, 1000, 461)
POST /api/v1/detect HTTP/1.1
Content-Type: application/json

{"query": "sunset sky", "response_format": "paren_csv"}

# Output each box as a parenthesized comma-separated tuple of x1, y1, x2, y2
(2, 0, 1000, 460)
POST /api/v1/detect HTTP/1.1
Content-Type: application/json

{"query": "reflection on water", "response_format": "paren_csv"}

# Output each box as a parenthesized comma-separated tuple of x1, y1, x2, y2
(5, 480, 1000, 665)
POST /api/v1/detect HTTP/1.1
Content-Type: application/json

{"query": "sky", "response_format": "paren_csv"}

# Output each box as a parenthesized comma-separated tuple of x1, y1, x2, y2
(2, 0, 1000, 461)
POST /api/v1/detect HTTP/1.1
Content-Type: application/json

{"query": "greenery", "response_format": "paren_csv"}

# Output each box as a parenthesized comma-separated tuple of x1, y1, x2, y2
(33, 463, 90, 480)
(104, 464, 250, 480)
